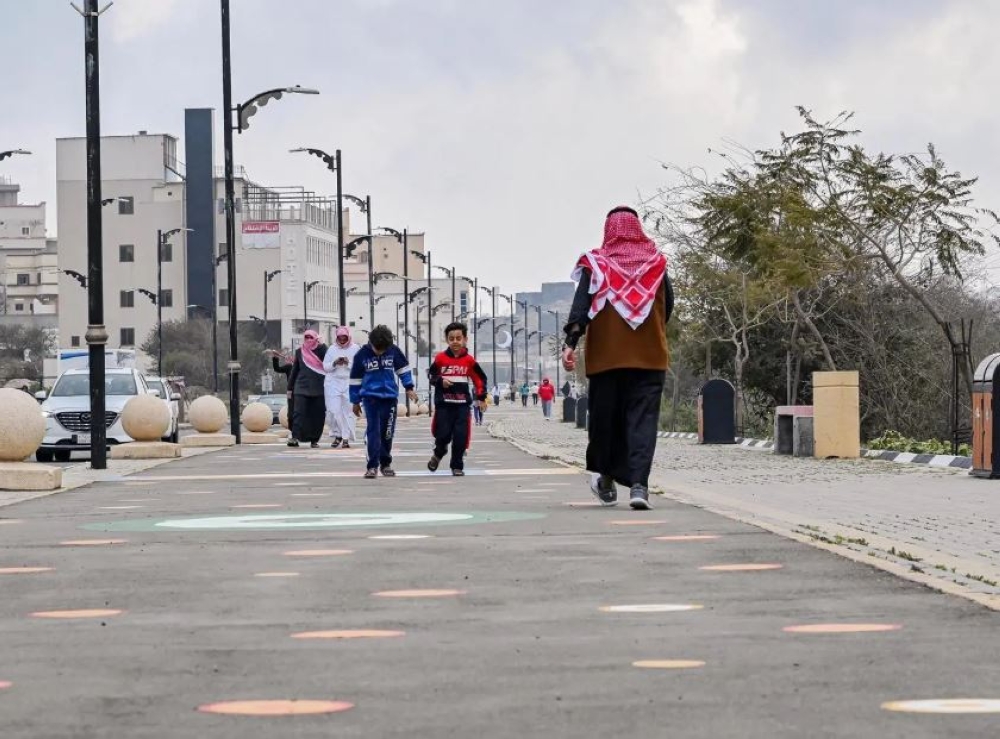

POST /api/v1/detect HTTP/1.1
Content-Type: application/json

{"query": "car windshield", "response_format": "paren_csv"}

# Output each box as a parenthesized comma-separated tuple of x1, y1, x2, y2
(147, 380, 165, 397)
(52, 374, 137, 397)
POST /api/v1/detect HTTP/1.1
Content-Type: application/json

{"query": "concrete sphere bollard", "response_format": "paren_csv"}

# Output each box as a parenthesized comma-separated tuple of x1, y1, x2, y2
(241, 402, 273, 433)
(0, 388, 46, 461)
(121, 394, 171, 442)
(279, 404, 289, 429)
(418, 404, 430, 416)
(189, 395, 228, 434)
(397, 404, 407, 418)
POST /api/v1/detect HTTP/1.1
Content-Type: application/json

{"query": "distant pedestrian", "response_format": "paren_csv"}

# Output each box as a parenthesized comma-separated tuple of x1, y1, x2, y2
(563, 206, 673, 510)
(266, 349, 296, 442)
(538, 377, 556, 420)
(561, 380, 571, 399)
(350, 325, 417, 479)
(427, 322, 488, 476)
(492, 384, 501, 406)
(288, 330, 328, 448)
(531, 384, 539, 405)
(323, 326, 360, 448)
(520, 382, 530, 407)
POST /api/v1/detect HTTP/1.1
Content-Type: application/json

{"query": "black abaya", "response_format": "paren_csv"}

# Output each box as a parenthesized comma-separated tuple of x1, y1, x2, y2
(293, 396, 326, 444)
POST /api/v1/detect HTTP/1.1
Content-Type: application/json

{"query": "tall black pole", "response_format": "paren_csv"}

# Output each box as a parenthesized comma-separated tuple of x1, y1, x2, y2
(551, 309, 560, 390)
(157, 229, 163, 377)
(451, 269, 456, 322)
(535, 305, 543, 380)
(471, 278, 478, 357)
(523, 302, 529, 384)
(335, 150, 346, 325)
(211, 259, 219, 393)
(302, 281, 307, 328)
(83, 0, 108, 469)
(366, 196, 374, 329)
(402, 230, 411, 416)
(263, 270, 268, 346)
(221, 0, 241, 442)
(426, 250, 433, 412)
(491, 289, 497, 389)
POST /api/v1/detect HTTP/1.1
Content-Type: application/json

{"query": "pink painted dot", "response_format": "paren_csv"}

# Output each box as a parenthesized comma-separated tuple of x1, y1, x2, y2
(699, 563, 783, 572)
(608, 520, 668, 526)
(198, 699, 354, 716)
(283, 549, 353, 557)
(784, 623, 902, 634)
(32, 609, 123, 619)
(652, 535, 720, 542)
(0, 681, 11, 689)
(373, 589, 464, 598)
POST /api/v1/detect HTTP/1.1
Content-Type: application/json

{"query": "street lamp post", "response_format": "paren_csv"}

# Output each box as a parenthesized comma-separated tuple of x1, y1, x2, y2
(458, 275, 477, 354)
(547, 309, 561, 391)
(221, 0, 318, 442)
(433, 264, 456, 322)
(303, 280, 320, 328)
(344, 194, 374, 329)
(375, 227, 408, 357)
(0, 149, 31, 162)
(264, 269, 280, 346)
(534, 304, 544, 380)
(209, 252, 226, 393)
(157, 227, 192, 378)
(516, 299, 530, 385)
(498, 292, 512, 386)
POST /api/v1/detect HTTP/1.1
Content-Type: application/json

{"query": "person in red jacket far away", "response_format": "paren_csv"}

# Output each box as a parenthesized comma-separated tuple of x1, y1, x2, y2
(538, 377, 556, 420)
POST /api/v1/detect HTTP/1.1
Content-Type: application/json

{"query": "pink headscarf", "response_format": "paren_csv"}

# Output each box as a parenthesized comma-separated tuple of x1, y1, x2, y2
(300, 330, 325, 375)
(335, 326, 351, 345)
(572, 207, 667, 330)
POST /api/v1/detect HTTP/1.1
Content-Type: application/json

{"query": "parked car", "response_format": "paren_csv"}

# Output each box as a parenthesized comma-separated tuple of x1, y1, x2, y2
(35, 368, 151, 462)
(144, 376, 181, 443)
(256, 394, 287, 425)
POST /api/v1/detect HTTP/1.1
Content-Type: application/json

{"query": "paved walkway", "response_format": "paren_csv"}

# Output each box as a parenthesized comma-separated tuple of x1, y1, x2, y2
(490, 407, 1000, 608)
(2, 416, 1000, 736)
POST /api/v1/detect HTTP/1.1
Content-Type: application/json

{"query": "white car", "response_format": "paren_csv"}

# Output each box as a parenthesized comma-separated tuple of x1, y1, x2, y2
(36, 368, 151, 462)
(144, 376, 181, 443)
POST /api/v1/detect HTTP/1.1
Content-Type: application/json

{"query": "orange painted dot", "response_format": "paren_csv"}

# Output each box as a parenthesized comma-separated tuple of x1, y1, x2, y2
(232, 504, 283, 509)
(60, 539, 127, 546)
(32, 609, 123, 619)
(254, 572, 300, 578)
(0, 567, 53, 575)
(198, 699, 354, 716)
(784, 623, 902, 634)
(699, 564, 783, 572)
(652, 535, 720, 542)
(283, 549, 353, 557)
(881, 699, 1000, 714)
(291, 629, 405, 639)
(373, 589, 464, 598)
(633, 660, 705, 669)
(609, 520, 668, 526)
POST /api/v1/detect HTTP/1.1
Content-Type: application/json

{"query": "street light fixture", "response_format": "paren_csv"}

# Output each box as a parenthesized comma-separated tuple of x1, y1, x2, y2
(432, 264, 456, 321)
(344, 193, 375, 328)
(289, 147, 347, 325)
(547, 309, 562, 390)
(156, 227, 193, 377)
(221, 0, 320, 443)
(374, 226, 411, 372)
(263, 269, 281, 348)
(303, 280, 321, 329)
(498, 293, 513, 386)
(0, 149, 31, 161)
(458, 274, 478, 356)
(62, 270, 87, 288)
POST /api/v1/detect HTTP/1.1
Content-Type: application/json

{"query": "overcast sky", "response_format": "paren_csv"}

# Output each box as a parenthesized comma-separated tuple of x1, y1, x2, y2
(2, 0, 999, 293)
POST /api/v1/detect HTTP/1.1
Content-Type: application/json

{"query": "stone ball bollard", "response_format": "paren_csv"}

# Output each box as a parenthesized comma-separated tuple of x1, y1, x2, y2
(279, 404, 289, 429)
(397, 404, 407, 418)
(418, 404, 430, 416)
(189, 395, 228, 434)
(0, 388, 46, 462)
(121, 394, 171, 442)
(241, 402, 273, 433)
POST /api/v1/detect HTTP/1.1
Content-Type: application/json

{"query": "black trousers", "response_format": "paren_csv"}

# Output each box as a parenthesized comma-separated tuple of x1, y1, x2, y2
(292, 395, 326, 443)
(432, 404, 472, 471)
(586, 368, 664, 488)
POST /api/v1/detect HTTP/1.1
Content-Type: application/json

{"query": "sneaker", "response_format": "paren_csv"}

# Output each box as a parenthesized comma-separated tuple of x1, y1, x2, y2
(590, 474, 618, 507)
(287, 439, 299, 448)
(427, 455, 442, 473)
(452, 469, 465, 477)
(310, 442, 320, 449)
(629, 485, 653, 510)
(380, 466, 396, 477)
(364, 468, 377, 479)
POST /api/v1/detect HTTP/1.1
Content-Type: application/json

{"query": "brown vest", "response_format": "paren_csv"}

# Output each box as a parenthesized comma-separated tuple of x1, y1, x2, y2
(584, 284, 669, 376)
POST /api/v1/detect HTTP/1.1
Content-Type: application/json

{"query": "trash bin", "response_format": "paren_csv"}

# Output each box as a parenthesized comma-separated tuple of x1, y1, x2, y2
(972, 353, 1000, 478)
(575, 395, 588, 429)
(813, 371, 860, 459)
(697, 379, 736, 444)
(563, 397, 577, 423)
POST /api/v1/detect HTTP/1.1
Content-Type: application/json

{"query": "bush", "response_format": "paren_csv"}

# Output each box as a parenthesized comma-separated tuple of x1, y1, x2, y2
(866, 430, 969, 457)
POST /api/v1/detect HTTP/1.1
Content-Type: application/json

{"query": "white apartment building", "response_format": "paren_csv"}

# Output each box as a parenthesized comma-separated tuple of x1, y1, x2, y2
(0, 179, 58, 323)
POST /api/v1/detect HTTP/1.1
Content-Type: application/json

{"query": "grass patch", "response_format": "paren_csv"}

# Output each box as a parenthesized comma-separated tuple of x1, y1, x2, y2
(965, 573, 999, 587)
(889, 547, 922, 563)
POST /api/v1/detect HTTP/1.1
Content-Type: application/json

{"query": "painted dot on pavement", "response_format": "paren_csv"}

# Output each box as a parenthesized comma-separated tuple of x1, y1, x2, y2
(0, 681, 11, 689)
(100, 506, 143, 510)
(290, 493, 330, 497)
(198, 699, 354, 716)
(275, 483, 308, 487)
(609, 520, 668, 526)
(0, 567, 53, 575)
(255, 572, 300, 578)
(373, 589, 464, 598)
(564, 501, 603, 508)
(600, 604, 703, 613)
(368, 535, 433, 540)
(633, 660, 705, 670)
(60, 539, 127, 546)
(233, 504, 284, 509)
(291, 629, 405, 639)
(32, 609, 123, 619)
(652, 535, 720, 542)
(699, 564, 783, 572)
(0, 520, 23, 525)
(784, 623, 902, 634)
(176, 491, 215, 495)
(283, 549, 353, 557)
(881, 699, 1000, 714)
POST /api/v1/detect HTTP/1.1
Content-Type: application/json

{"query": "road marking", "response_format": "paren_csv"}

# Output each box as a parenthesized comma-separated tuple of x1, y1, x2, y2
(198, 700, 354, 716)
(283, 549, 353, 557)
(699, 564, 783, 572)
(129, 468, 577, 482)
(100, 506, 143, 510)
(0, 520, 23, 525)
(600, 604, 703, 613)
(291, 630, 404, 639)
(784, 623, 902, 634)
(0, 567, 53, 575)
(633, 660, 705, 669)
(0, 681, 11, 689)
(374, 589, 464, 598)
(652, 535, 720, 542)
(254, 572, 300, 578)
(32, 609, 123, 619)
(609, 520, 668, 526)
(290, 493, 330, 497)
(60, 539, 127, 546)
(368, 534, 433, 540)
(232, 504, 284, 509)
(881, 699, 1000, 714)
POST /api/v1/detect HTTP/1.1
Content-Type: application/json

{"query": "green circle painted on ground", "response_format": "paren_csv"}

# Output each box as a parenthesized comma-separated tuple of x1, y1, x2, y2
(83, 511, 545, 532)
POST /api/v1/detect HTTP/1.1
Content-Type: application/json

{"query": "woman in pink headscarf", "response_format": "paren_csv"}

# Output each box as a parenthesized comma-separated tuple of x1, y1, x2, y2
(563, 206, 673, 510)
(322, 326, 360, 448)
(287, 329, 328, 448)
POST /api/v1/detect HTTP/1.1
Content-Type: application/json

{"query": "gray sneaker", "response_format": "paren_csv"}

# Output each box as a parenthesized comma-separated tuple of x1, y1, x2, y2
(590, 474, 618, 507)
(629, 485, 652, 510)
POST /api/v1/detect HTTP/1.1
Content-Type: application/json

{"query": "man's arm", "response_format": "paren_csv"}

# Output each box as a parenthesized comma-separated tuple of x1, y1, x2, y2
(348, 351, 364, 405)
(564, 270, 593, 350)
(287, 351, 299, 388)
(394, 347, 415, 390)
(471, 361, 488, 401)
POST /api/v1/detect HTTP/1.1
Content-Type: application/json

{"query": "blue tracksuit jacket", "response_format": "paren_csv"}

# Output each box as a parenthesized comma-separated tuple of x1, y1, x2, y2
(349, 345, 415, 404)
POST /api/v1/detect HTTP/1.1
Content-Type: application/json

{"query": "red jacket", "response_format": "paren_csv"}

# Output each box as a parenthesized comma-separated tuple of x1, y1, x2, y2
(538, 382, 556, 402)
(428, 348, 488, 405)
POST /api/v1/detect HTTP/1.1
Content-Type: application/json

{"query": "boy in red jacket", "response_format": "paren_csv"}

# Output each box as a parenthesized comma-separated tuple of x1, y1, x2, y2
(427, 322, 488, 476)
(538, 377, 556, 420)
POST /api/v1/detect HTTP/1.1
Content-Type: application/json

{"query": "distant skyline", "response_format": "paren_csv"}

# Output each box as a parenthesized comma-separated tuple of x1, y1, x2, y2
(3, 0, 1000, 293)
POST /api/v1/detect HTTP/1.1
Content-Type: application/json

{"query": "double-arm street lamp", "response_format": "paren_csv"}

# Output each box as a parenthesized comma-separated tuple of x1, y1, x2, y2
(221, 0, 319, 442)
(515, 299, 531, 384)
(480, 285, 498, 384)
(289, 147, 347, 325)
(458, 275, 478, 354)
(157, 227, 192, 378)
(374, 227, 408, 359)
(264, 269, 280, 347)
(0, 149, 31, 162)
(344, 234, 373, 327)
(497, 292, 513, 385)
(343, 193, 375, 328)
(433, 264, 456, 321)
(303, 280, 321, 329)
(547, 309, 562, 390)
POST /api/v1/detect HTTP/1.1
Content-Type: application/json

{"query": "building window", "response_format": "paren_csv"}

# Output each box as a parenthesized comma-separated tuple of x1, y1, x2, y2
(218, 288, 228, 307)
(118, 197, 134, 215)
(71, 336, 80, 347)
(119, 244, 135, 262)
(120, 290, 135, 308)
(21, 227, 29, 236)
(14, 303, 23, 312)
(460, 291, 469, 315)
(120, 327, 135, 346)
(160, 289, 173, 308)
(160, 242, 172, 262)
(16, 273, 29, 286)
(218, 242, 228, 258)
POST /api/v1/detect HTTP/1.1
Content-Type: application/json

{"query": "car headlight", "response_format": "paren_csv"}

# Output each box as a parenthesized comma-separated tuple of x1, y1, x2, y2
(42, 410, 54, 419)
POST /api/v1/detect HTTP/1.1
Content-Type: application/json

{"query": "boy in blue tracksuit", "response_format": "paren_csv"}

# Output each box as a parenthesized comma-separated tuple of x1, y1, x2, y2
(350, 325, 417, 479)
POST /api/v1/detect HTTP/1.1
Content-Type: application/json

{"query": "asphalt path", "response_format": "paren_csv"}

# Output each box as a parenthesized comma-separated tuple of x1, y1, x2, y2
(3, 418, 1000, 737)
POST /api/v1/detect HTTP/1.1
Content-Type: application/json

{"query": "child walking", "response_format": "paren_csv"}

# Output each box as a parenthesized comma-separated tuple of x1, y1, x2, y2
(427, 322, 488, 476)
(350, 325, 418, 479)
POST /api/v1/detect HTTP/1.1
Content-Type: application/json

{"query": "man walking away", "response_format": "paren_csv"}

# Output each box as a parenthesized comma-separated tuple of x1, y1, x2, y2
(538, 377, 556, 420)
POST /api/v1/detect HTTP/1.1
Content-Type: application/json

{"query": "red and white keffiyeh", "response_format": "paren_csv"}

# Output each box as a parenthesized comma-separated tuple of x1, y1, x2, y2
(572, 207, 667, 330)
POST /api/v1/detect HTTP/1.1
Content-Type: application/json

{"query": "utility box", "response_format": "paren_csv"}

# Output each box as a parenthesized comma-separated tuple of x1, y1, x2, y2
(813, 371, 860, 459)
(575, 396, 588, 429)
(563, 397, 577, 424)
(971, 353, 1000, 478)
(698, 379, 736, 444)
